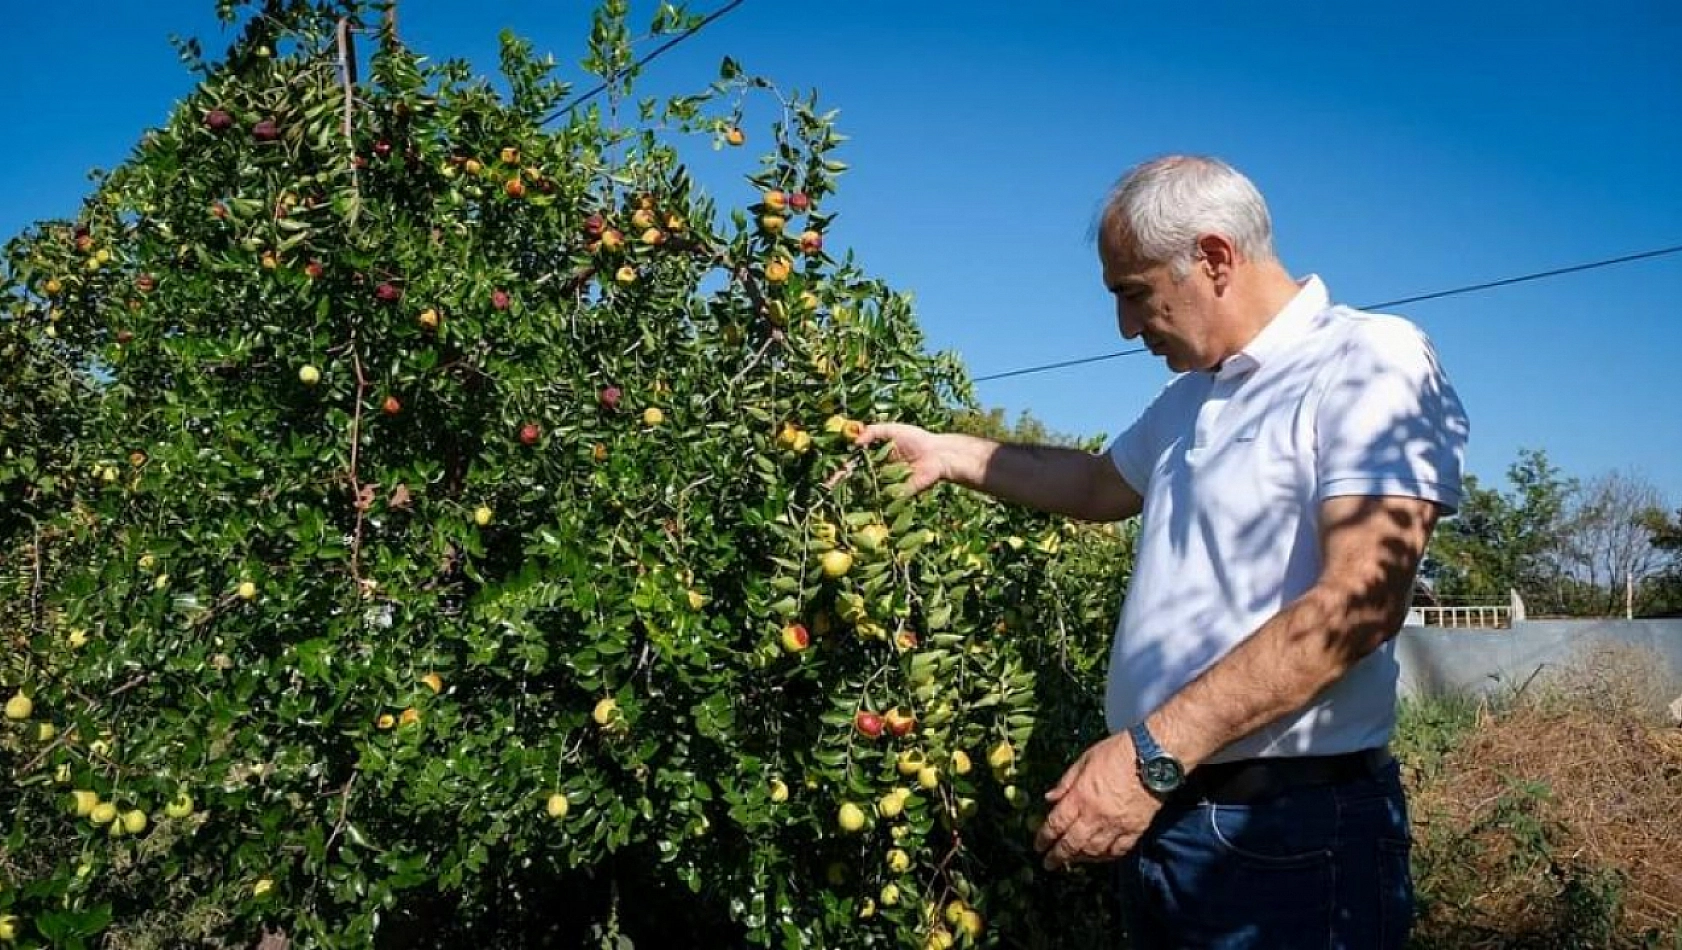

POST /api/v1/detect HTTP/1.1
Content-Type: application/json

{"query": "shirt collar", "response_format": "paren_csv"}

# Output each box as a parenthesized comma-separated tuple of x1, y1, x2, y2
(1212, 275, 1330, 380)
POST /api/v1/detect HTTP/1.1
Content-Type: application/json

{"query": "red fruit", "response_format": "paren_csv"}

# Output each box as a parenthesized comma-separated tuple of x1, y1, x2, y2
(854, 711, 885, 740)
(373, 140, 392, 158)
(75, 234, 94, 253)
(519, 423, 541, 446)
(204, 109, 233, 132)
(115, 330, 134, 345)
(504, 177, 526, 198)
(491, 290, 511, 311)
(304, 260, 324, 280)
(583, 214, 606, 237)
(135, 274, 156, 293)
(885, 707, 917, 738)
(382, 395, 402, 416)
(599, 386, 622, 410)
(252, 119, 279, 142)
(375, 282, 401, 303)
(799, 231, 824, 255)
(789, 191, 811, 212)
(211, 202, 228, 219)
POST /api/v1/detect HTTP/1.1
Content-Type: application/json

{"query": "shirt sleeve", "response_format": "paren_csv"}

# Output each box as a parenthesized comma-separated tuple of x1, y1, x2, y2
(1106, 380, 1178, 497)
(1313, 316, 1470, 512)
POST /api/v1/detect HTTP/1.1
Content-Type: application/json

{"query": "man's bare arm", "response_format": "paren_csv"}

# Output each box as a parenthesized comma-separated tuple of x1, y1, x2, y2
(1146, 494, 1442, 767)
(857, 424, 1142, 523)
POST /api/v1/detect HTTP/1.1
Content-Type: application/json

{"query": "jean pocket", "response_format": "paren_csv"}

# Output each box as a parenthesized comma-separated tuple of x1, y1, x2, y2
(1377, 837, 1415, 949)
(1205, 801, 1335, 866)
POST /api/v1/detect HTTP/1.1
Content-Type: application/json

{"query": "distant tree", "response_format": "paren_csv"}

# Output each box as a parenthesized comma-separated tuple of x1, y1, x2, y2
(1554, 470, 1676, 617)
(1426, 449, 1575, 609)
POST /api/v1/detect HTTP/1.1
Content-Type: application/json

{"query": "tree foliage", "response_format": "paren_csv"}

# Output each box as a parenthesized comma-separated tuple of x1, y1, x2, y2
(0, 3, 1135, 947)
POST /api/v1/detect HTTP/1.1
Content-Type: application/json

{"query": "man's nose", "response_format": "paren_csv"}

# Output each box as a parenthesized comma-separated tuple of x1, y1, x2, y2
(1117, 303, 1142, 340)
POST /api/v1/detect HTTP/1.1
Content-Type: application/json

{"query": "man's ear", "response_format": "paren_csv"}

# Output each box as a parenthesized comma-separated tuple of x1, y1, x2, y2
(1194, 233, 1237, 292)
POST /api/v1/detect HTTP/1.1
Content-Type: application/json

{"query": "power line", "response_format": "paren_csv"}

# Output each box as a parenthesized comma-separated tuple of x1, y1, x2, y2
(973, 242, 1682, 383)
(544, 0, 748, 125)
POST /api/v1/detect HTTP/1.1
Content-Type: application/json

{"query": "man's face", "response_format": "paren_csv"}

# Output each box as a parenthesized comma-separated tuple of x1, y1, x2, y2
(1099, 230, 1222, 373)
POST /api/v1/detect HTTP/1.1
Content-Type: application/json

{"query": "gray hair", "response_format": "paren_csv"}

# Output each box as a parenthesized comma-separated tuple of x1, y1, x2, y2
(1098, 155, 1276, 278)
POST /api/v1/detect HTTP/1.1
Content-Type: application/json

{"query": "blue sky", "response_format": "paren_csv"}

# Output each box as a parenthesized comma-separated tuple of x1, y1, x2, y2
(5, 1, 1680, 503)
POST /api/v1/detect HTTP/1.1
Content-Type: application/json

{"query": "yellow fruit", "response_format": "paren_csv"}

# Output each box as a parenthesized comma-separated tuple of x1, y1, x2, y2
(763, 189, 788, 211)
(987, 741, 1015, 770)
(164, 793, 194, 819)
(71, 789, 99, 817)
(236, 580, 258, 601)
(725, 127, 745, 146)
(500, 146, 520, 165)
(137, 553, 156, 571)
(473, 505, 493, 527)
(253, 878, 274, 897)
(858, 898, 876, 919)
(400, 707, 420, 727)
(298, 364, 321, 386)
(896, 749, 927, 777)
(886, 848, 911, 874)
(545, 792, 569, 819)
(592, 697, 621, 727)
(951, 750, 972, 775)
(823, 414, 850, 434)
(917, 765, 941, 790)
(45, 277, 63, 294)
(418, 308, 440, 330)
(615, 265, 638, 285)
(768, 779, 789, 803)
(89, 802, 118, 825)
(879, 883, 900, 907)
(4, 693, 32, 721)
(376, 713, 396, 730)
(0, 914, 16, 941)
(33, 722, 55, 742)
(121, 809, 148, 834)
(838, 802, 867, 833)
(420, 673, 444, 694)
(957, 909, 984, 940)
(765, 257, 791, 282)
(639, 227, 665, 246)
(944, 900, 968, 926)
(687, 589, 706, 610)
(819, 550, 853, 578)
(841, 419, 866, 441)
(877, 789, 907, 819)
(642, 407, 665, 427)
(925, 927, 954, 950)
(464, 158, 484, 176)
(854, 523, 890, 552)
(153, 573, 170, 591)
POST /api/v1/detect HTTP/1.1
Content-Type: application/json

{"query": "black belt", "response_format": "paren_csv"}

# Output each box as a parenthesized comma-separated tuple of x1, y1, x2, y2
(1176, 748, 1393, 805)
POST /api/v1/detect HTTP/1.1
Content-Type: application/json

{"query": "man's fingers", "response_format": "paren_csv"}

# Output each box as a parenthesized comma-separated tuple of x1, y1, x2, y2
(1034, 797, 1077, 854)
(854, 423, 888, 447)
(1045, 754, 1086, 802)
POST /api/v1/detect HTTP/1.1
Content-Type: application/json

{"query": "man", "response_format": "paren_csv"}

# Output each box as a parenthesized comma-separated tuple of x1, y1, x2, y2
(857, 155, 1468, 948)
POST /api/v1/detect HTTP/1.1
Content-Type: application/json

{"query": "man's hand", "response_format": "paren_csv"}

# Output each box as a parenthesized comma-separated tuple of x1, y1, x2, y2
(1034, 731, 1161, 870)
(854, 422, 952, 495)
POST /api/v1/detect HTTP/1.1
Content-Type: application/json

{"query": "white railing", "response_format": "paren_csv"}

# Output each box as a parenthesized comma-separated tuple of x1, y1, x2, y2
(1411, 604, 1512, 629)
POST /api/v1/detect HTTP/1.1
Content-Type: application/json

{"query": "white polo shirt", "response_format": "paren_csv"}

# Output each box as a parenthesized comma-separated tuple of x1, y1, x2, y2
(1104, 276, 1468, 761)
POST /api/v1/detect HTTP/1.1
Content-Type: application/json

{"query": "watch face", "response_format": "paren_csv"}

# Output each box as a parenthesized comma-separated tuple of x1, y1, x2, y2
(1141, 756, 1184, 794)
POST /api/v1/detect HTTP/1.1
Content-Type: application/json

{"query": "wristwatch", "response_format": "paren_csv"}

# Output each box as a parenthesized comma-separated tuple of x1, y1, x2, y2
(1128, 721, 1186, 796)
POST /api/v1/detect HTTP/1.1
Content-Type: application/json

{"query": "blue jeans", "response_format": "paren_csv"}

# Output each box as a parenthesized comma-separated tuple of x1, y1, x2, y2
(1118, 759, 1414, 949)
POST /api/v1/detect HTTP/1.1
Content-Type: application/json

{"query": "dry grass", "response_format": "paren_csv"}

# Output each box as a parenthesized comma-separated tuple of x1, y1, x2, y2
(1407, 646, 1682, 947)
